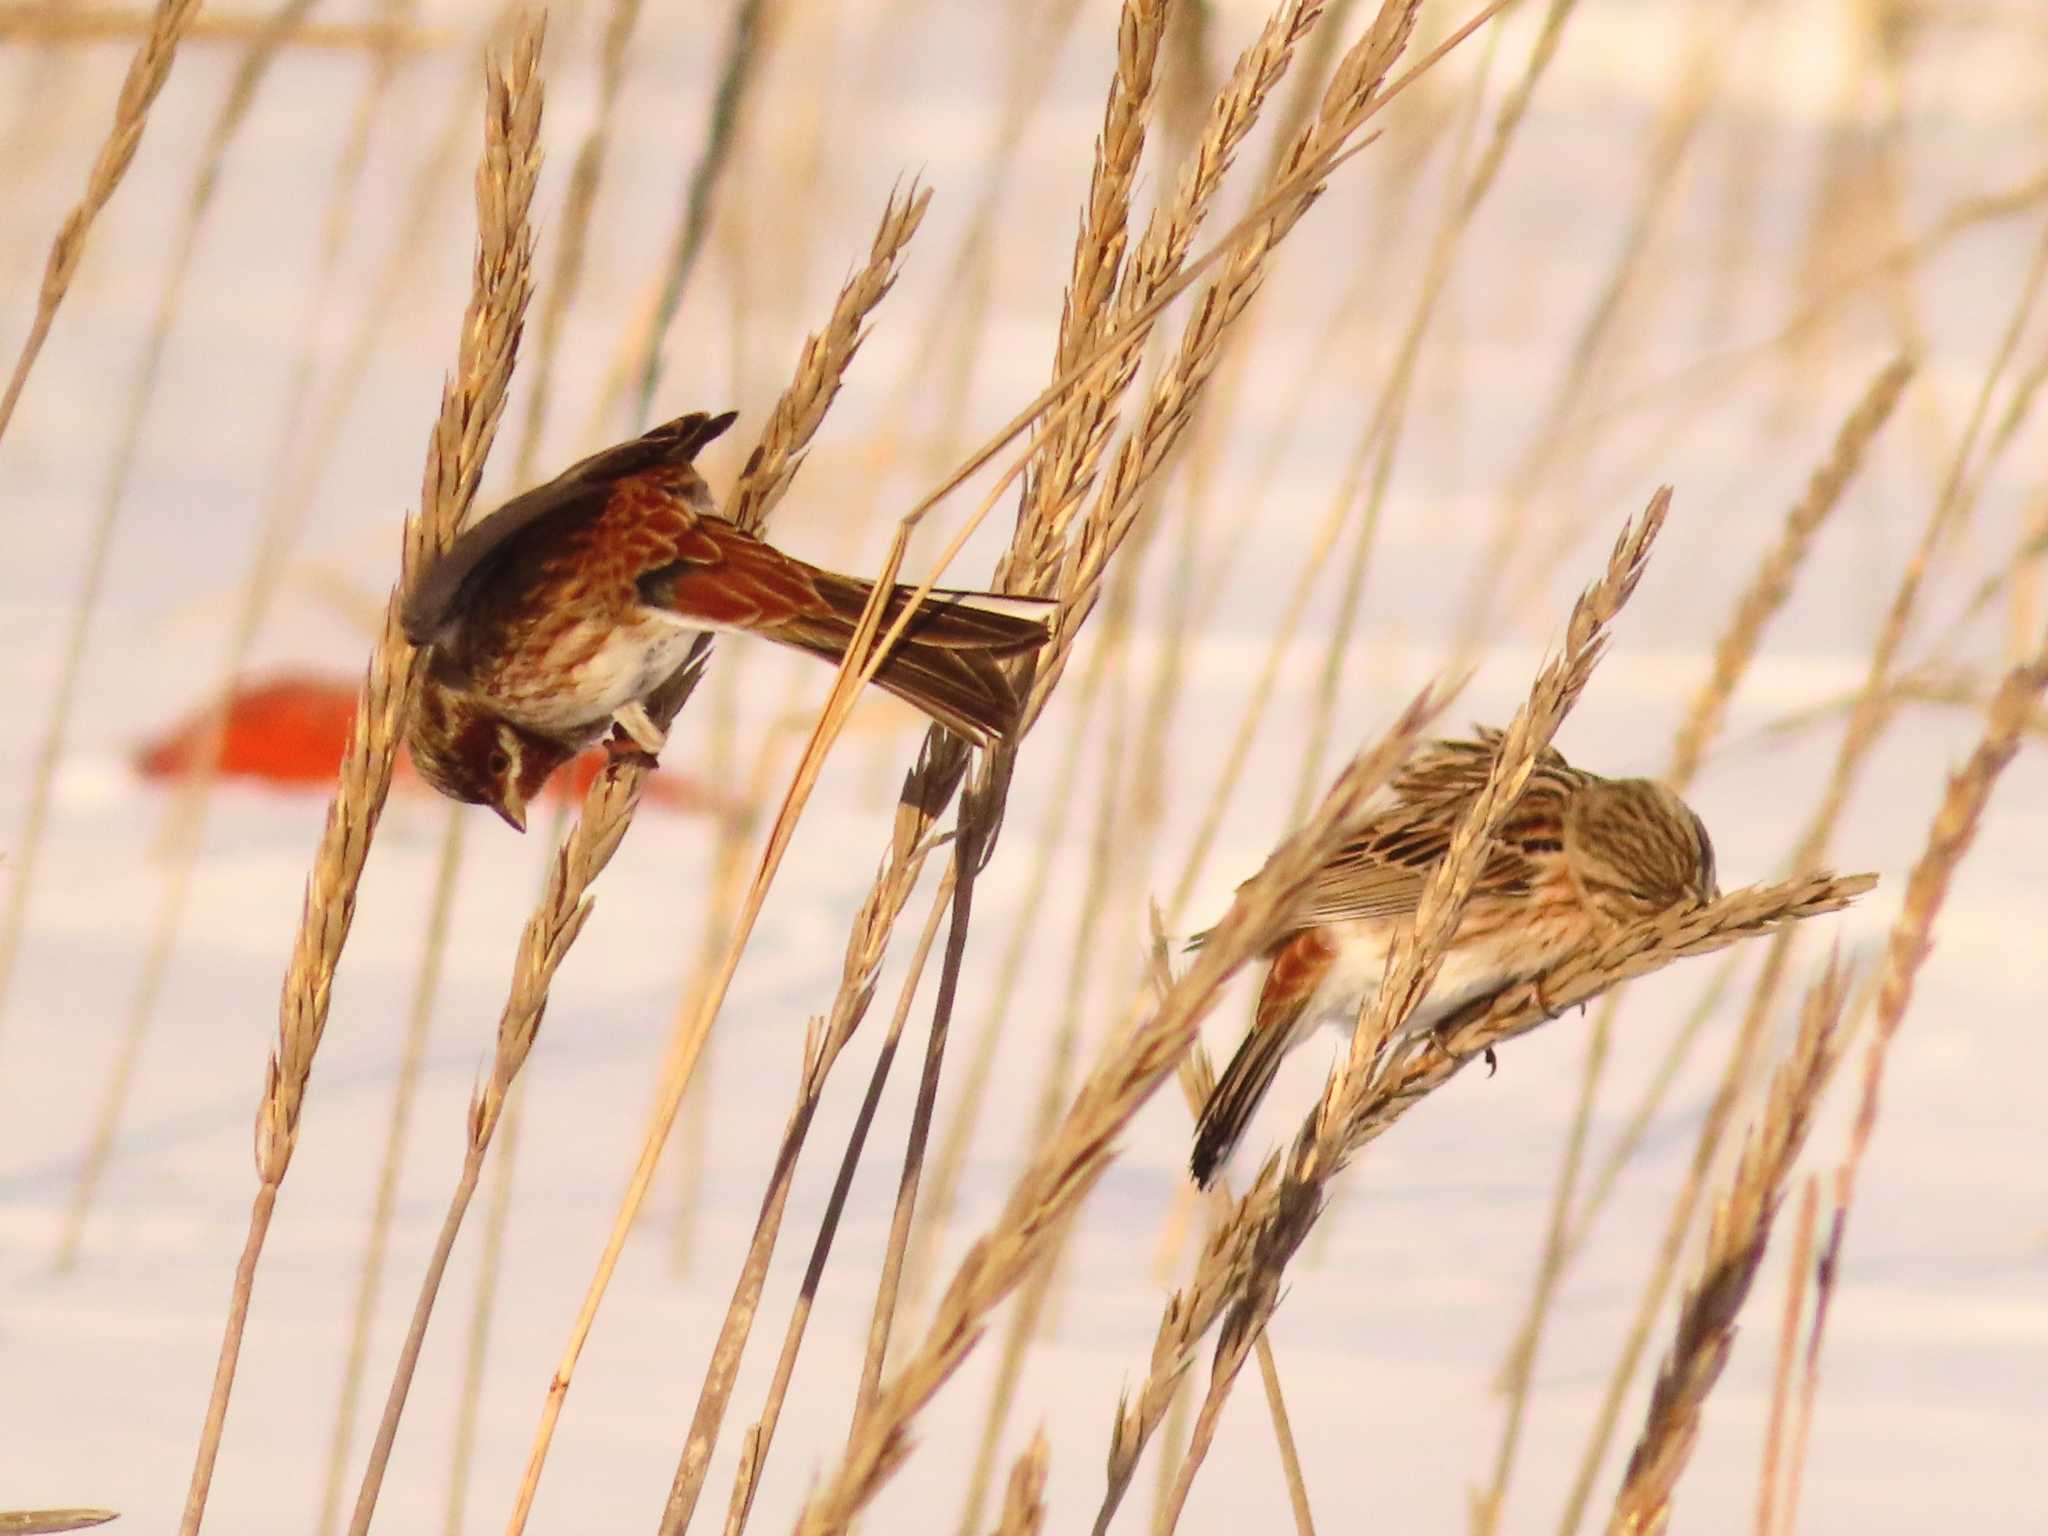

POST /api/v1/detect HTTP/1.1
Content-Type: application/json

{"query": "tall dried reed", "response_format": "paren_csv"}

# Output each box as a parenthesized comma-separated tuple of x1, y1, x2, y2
(176, 20, 546, 1531)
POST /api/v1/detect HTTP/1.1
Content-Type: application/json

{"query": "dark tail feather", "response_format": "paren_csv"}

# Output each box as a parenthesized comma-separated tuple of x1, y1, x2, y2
(1191, 1024, 1295, 1188)
(782, 575, 1053, 746)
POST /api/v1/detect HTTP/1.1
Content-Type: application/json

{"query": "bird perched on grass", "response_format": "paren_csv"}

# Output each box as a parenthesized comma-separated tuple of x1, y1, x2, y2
(401, 411, 1053, 830)
(1190, 733, 1718, 1186)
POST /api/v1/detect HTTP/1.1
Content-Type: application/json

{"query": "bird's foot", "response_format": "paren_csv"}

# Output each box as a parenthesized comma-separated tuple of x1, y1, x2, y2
(612, 702, 667, 758)
(1483, 1046, 1498, 1076)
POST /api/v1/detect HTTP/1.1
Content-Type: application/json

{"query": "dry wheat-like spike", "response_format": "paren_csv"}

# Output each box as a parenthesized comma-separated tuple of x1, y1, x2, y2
(789, 684, 1450, 1536)
(1358, 872, 1874, 1152)
(480, 181, 928, 1139)
(0, 0, 203, 445)
(1605, 964, 1851, 1536)
(0, 1514, 118, 1535)
(1551, 221, 2048, 1536)
(1480, 353, 1917, 1517)
(1772, 634, 2048, 1533)
(0, 4, 440, 49)
(176, 25, 545, 1536)
(726, 186, 932, 533)
(987, 1432, 1051, 1536)
(1027, 0, 1426, 714)
(510, 0, 648, 478)
(1668, 354, 1914, 783)
(1008, 0, 1310, 590)
(497, 192, 932, 1535)
(1149, 489, 1665, 1524)
(1756, 1175, 1821, 1536)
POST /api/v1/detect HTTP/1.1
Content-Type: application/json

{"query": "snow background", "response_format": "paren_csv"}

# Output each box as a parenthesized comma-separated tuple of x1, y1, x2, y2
(2, 2, 2045, 1532)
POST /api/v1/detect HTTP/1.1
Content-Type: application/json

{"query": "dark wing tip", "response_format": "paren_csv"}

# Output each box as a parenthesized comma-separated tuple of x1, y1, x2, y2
(652, 409, 739, 463)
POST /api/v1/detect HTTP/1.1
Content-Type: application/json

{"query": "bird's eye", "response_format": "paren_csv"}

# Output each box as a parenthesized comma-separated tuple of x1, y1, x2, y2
(488, 749, 511, 775)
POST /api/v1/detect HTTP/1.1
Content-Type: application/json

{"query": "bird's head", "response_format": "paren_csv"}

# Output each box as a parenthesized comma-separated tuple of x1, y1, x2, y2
(407, 682, 569, 832)
(1562, 777, 1719, 926)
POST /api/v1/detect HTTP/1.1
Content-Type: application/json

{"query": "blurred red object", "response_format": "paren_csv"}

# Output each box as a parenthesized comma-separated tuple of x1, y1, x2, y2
(136, 671, 722, 815)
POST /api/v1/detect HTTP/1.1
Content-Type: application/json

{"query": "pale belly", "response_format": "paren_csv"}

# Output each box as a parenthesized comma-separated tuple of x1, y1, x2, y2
(1294, 919, 1533, 1046)
(493, 612, 703, 738)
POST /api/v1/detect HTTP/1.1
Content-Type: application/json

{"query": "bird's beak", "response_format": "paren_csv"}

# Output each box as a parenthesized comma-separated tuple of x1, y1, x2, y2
(493, 792, 528, 834)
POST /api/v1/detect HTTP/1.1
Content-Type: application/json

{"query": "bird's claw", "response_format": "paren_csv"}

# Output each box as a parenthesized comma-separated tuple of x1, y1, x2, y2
(1483, 1046, 1498, 1076)
(611, 702, 668, 759)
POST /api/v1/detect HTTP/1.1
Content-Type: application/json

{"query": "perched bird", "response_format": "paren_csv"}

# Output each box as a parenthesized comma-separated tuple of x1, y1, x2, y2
(401, 410, 1053, 830)
(1189, 733, 1718, 1186)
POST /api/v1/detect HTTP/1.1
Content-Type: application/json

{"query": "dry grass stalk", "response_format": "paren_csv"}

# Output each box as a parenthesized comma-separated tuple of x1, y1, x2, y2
(950, 641, 1138, 1533)
(315, 809, 465, 1536)
(1553, 224, 2048, 1536)
(1453, 0, 1759, 650)
(988, 1432, 1051, 1536)
(44, 0, 437, 1262)
(790, 685, 1452, 1536)
(1030, 0, 1432, 705)
(900, 650, 1105, 1317)
(718, 874, 958, 1536)
(658, 844, 958, 1533)
(177, 24, 546, 1533)
(317, 0, 621, 1518)
(1667, 354, 1915, 781)
(0, 4, 439, 49)
(0, 0, 301, 1068)
(501, 190, 935, 1532)
(677, 4, 1400, 1517)
(0, 0, 202, 445)
(445, 1065, 536, 1536)
(1090, 935, 1312, 1536)
(509, 0, 647, 477)
(1604, 964, 1851, 1536)
(634, 0, 765, 421)
(1151, 492, 1670, 1523)
(1754, 1176, 1819, 1536)
(1773, 628, 2048, 1534)
(1479, 353, 1913, 1527)
(0, 1515, 117, 1535)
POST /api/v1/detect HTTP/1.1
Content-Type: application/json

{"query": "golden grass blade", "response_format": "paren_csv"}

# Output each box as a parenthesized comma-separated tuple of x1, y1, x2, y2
(1554, 222, 2048, 1536)
(1604, 964, 1852, 1535)
(1093, 959, 1313, 1536)
(1753, 1176, 1819, 1536)
(1477, 353, 1913, 1531)
(987, 1432, 1050, 1536)
(445, 1076, 530, 1536)
(791, 683, 1452, 1536)
(1773, 627, 2048, 1534)
(44, 0, 398, 1268)
(1452, 0, 1761, 655)
(1155, 490, 1669, 1525)
(0, 4, 440, 49)
(310, 806, 462, 1536)
(947, 675, 1135, 1535)
(498, 189, 935, 1534)
(0, 0, 307, 1074)
(0, 0, 202, 446)
(718, 872, 957, 1536)
(176, 21, 546, 1532)
(0, 1515, 118, 1535)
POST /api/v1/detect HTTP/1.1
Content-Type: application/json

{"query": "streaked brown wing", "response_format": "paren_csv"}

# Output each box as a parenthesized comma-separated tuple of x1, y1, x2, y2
(635, 515, 834, 631)
(1292, 747, 1580, 925)
(401, 410, 737, 644)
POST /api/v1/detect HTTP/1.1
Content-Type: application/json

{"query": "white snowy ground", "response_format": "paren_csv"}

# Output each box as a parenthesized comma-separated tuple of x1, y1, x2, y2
(2, 3, 2045, 1533)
